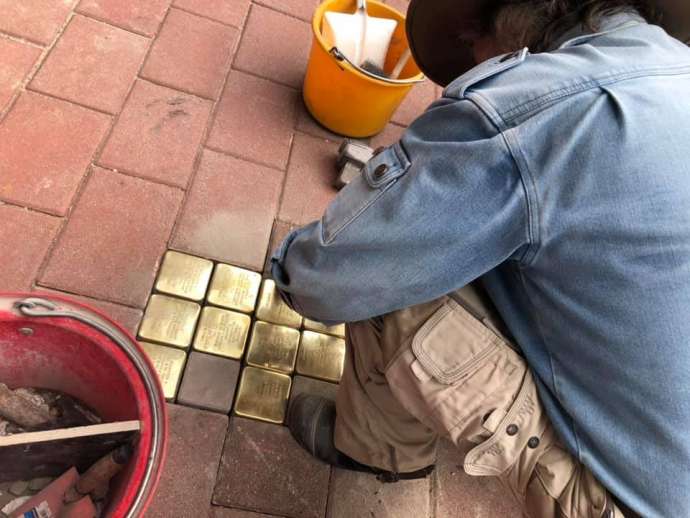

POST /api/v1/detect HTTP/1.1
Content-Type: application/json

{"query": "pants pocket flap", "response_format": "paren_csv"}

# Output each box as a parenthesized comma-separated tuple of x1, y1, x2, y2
(411, 299, 502, 384)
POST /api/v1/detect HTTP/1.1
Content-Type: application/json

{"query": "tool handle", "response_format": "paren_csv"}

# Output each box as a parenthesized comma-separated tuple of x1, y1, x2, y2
(354, 0, 368, 66)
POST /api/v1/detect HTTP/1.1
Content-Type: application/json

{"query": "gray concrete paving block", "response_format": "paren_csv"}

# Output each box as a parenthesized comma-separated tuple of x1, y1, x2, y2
(435, 440, 521, 518)
(288, 376, 338, 415)
(327, 468, 431, 518)
(147, 404, 228, 518)
(177, 352, 241, 413)
(213, 417, 330, 518)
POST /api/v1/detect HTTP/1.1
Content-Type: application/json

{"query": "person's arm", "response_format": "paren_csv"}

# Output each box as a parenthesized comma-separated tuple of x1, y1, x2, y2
(271, 97, 531, 323)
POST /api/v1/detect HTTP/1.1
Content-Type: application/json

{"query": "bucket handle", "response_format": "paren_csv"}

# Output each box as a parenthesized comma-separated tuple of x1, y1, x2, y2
(14, 297, 165, 518)
(329, 47, 425, 84)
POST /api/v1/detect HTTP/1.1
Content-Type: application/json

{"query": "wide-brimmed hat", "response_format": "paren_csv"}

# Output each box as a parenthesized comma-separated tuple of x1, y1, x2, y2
(406, 0, 690, 86)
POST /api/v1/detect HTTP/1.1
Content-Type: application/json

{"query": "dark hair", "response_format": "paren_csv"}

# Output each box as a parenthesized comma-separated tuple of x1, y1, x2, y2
(486, 0, 660, 52)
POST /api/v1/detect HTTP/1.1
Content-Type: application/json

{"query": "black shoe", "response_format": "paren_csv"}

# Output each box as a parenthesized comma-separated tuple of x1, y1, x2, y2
(286, 394, 435, 482)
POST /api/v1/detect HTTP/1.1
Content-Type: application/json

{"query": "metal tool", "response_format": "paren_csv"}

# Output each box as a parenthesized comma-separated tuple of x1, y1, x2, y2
(335, 139, 375, 189)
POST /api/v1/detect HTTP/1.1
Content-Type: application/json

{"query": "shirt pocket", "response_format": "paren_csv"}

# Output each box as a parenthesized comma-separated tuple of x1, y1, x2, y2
(321, 143, 411, 244)
(411, 298, 503, 385)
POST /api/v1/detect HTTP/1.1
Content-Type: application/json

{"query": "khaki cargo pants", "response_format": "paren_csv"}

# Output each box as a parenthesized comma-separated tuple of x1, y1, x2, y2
(334, 284, 625, 518)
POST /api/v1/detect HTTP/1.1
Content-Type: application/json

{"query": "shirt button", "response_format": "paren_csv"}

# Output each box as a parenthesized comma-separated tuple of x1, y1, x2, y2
(506, 424, 519, 436)
(373, 164, 388, 179)
(527, 437, 540, 449)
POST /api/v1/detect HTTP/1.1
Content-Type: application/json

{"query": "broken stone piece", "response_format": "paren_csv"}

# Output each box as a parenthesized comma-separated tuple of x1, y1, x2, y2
(28, 477, 53, 493)
(0, 384, 53, 429)
(1, 495, 30, 515)
(8, 480, 28, 497)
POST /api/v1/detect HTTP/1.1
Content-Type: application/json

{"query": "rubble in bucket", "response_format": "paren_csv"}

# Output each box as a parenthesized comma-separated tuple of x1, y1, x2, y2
(0, 384, 140, 518)
(322, 0, 410, 79)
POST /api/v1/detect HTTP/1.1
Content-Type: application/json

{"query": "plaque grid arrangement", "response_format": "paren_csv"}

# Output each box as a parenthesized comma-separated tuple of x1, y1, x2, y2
(138, 250, 346, 424)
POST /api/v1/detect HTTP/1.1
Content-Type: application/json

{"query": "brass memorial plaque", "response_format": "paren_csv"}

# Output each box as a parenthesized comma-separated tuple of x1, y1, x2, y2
(207, 264, 261, 313)
(255, 279, 302, 328)
(303, 319, 346, 338)
(155, 251, 214, 302)
(139, 342, 187, 401)
(296, 331, 346, 383)
(138, 295, 201, 348)
(193, 306, 251, 359)
(234, 366, 292, 424)
(246, 321, 300, 374)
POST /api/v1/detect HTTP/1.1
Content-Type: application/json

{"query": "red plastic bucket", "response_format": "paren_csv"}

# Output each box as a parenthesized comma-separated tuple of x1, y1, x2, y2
(0, 293, 167, 518)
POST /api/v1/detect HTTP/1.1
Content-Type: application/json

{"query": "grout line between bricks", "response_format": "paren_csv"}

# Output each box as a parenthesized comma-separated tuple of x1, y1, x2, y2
(136, 74, 219, 102)
(274, 131, 297, 227)
(202, 144, 289, 174)
(135, 76, 218, 102)
(323, 466, 335, 518)
(168, 5, 246, 30)
(68, 11, 153, 40)
(0, 200, 63, 219)
(31, 284, 145, 312)
(0, 29, 49, 48)
(251, 0, 313, 24)
(210, 506, 288, 518)
(23, 88, 116, 116)
(231, 63, 303, 91)
(94, 164, 187, 191)
(72, 9, 155, 39)
(0, 31, 45, 48)
(230, 2, 254, 70)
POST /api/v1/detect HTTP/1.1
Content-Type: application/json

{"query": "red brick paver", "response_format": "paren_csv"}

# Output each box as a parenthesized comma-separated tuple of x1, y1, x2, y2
(0, 204, 60, 291)
(0, 92, 110, 215)
(30, 15, 149, 114)
(41, 167, 183, 307)
(172, 150, 283, 271)
(327, 470, 431, 518)
(214, 417, 331, 518)
(370, 123, 406, 148)
(0, 37, 41, 112)
(295, 100, 344, 141)
(76, 0, 170, 36)
(0, 0, 76, 45)
(141, 8, 238, 99)
(435, 440, 521, 518)
(208, 71, 298, 170)
(99, 79, 212, 187)
(256, 0, 318, 22)
(173, 0, 251, 28)
(392, 79, 438, 127)
(147, 404, 228, 518)
(234, 5, 311, 89)
(278, 133, 339, 225)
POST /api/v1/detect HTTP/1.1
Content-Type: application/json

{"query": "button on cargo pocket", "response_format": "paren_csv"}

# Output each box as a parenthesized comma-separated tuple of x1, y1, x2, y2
(411, 298, 502, 385)
(322, 144, 410, 244)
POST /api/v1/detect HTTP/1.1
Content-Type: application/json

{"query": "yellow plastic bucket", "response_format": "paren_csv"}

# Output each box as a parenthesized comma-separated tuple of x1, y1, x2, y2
(303, 0, 425, 138)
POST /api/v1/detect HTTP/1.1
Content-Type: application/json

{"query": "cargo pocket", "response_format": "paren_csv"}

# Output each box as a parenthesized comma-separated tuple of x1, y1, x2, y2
(411, 298, 502, 385)
(321, 144, 410, 244)
(385, 298, 525, 443)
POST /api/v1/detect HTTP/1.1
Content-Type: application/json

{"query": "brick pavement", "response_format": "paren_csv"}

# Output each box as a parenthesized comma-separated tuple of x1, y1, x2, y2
(0, 0, 519, 516)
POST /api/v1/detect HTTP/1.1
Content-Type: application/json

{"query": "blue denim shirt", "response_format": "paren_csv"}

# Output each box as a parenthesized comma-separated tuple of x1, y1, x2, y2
(272, 13, 690, 516)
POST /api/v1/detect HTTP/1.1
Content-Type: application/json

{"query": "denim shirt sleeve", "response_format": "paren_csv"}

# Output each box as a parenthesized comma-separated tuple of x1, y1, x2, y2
(271, 97, 531, 323)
